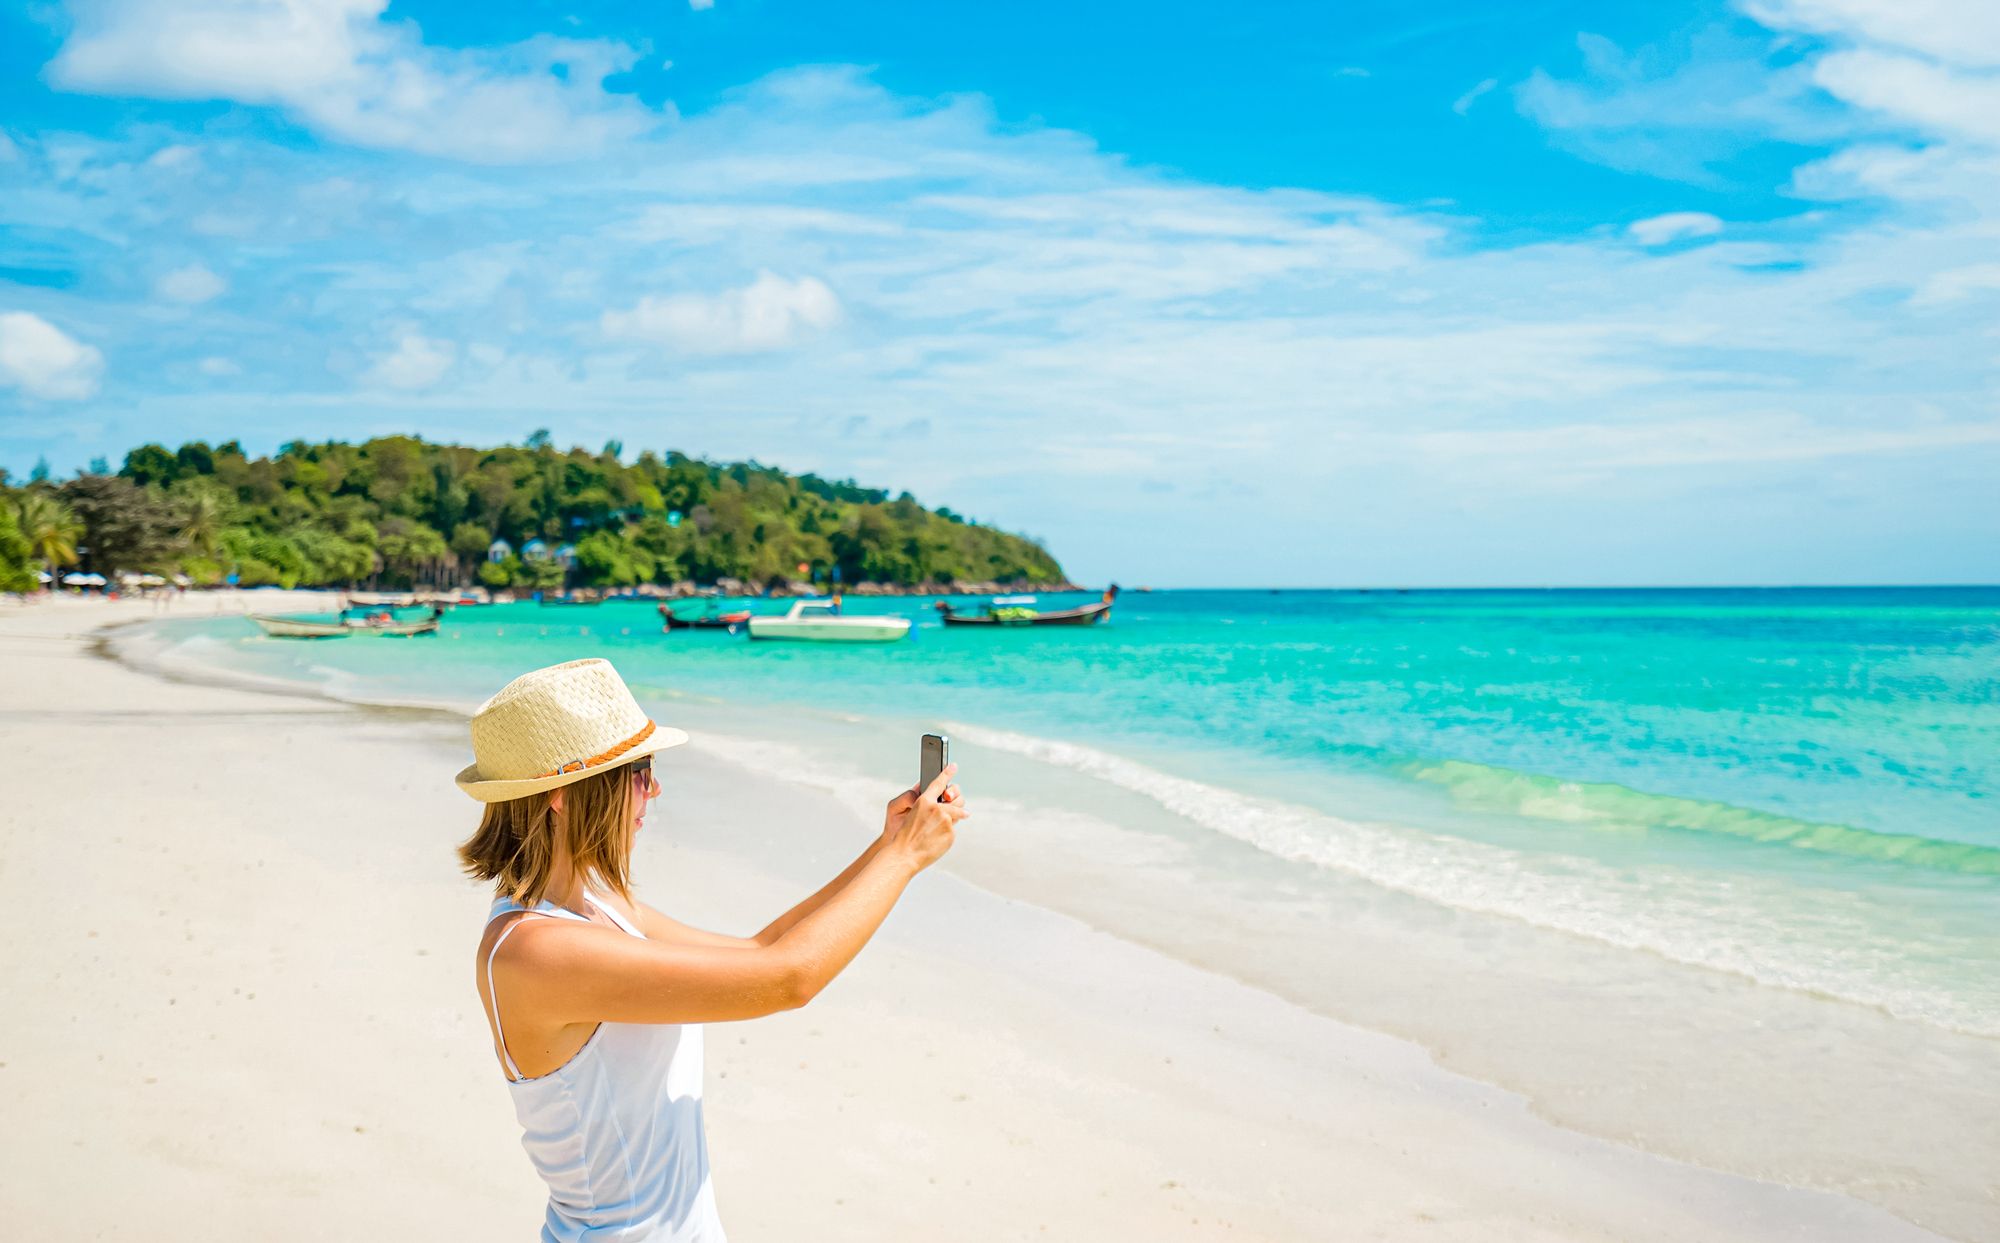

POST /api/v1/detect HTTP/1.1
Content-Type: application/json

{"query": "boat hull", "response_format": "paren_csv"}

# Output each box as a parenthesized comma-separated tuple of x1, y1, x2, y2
(250, 614, 440, 639)
(937, 600, 1113, 626)
(660, 605, 753, 631)
(747, 617, 911, 642)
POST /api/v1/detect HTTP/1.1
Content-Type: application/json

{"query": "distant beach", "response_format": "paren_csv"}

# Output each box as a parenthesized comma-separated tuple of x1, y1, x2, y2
(1, 588, 1988, 1240)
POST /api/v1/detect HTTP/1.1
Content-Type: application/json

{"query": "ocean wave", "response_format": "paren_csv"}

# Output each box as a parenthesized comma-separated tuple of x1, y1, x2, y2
(1394, 758, 2000, 876)
(942, 720, 2000, 1036)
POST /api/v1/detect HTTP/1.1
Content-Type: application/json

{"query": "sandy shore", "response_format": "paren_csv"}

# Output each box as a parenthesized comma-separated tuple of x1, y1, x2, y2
(0, 595, 1952, 1241)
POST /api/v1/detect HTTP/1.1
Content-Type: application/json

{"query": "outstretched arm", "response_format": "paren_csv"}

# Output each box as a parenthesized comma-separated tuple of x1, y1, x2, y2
(750, 835, 887, 946)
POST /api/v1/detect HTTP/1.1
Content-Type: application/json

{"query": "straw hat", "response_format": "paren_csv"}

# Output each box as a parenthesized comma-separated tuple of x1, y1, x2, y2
(454, 658, 688, 803)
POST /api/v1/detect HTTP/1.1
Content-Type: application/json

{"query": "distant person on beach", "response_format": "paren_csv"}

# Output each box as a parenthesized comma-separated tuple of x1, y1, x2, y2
(456, 657, 966, 1241)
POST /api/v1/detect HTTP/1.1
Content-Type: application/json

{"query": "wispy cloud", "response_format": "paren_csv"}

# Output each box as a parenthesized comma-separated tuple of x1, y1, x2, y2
(155, 264, 226, 304)
(365, 332, 456, 389)
(1452, 77, 1498, 115)
(46, 0, 655, 162)
(1628, 211, 1725, 245)
(603, 273, 843, 354)
(1515, 26, 1850, 183)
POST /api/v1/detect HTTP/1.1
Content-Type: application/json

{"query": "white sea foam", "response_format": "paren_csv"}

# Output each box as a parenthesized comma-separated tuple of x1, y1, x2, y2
(939, 721, 2000, 1036)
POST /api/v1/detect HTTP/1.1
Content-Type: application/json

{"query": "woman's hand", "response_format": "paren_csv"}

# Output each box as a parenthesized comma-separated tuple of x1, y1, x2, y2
(882, 772, 961, 835)
(882, 764, 968, 872)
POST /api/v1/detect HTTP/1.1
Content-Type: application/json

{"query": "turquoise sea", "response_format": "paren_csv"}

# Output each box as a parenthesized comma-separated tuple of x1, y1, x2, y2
(145, 587, 2000, 1039)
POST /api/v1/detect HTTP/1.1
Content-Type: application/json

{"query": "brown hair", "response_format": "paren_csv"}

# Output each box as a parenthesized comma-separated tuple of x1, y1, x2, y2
(456, 763, 639, 906)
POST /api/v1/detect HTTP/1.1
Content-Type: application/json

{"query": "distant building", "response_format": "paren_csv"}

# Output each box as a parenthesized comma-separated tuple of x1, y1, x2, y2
(554, 543, 577, 569)
(521, 539, 550, 561)
(486, 538, 513, 563)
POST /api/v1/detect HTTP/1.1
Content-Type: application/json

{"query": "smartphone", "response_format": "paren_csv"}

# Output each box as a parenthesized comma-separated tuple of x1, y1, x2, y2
(920, 732, 950, 795)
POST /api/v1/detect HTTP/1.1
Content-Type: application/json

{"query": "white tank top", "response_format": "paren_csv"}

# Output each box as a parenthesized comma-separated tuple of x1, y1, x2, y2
(482, 891, 729, 1242)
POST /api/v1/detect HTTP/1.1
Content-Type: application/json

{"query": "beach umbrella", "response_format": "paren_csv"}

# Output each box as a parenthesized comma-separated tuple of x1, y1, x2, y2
(36, 570, 51, 583)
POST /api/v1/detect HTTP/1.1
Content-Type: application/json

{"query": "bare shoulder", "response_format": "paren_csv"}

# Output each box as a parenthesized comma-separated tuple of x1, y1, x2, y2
(591, 889, 648, 930)
(482, 910, 625, 983)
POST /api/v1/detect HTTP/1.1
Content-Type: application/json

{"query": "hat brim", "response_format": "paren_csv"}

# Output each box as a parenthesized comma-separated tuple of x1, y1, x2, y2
(454, 726, 690, 803)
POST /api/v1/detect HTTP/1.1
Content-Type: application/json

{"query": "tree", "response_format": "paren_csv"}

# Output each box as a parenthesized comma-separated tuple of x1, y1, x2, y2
(59, 475, 180, 574)
(573, 529, 654, 587)
(517, 555, 565, 592)
(175, 486, 227, 562)
(376, 518, 451, 588)
(477, 556, 518, 590)
(16, 491, 84, 580)
(450, 521, 493, 577)
(121, 444, 180, 489)
(0, 497, 36, 591)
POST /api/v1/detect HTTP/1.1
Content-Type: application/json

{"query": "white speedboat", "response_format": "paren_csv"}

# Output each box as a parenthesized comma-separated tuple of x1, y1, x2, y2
(746, 600, 911, 643)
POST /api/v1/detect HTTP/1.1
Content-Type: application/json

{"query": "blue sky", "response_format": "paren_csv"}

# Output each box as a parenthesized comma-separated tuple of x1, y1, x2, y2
(2, 0, 1996, 587)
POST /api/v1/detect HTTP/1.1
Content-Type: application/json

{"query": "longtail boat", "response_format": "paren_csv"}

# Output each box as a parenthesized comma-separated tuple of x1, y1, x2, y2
(250, 605, 442, 639)
(659, 602, 754, 632)
(936, 585, 1119, 627)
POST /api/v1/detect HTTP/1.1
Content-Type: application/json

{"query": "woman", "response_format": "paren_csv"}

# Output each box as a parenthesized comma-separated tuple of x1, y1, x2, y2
(455, 658, 967, 1241)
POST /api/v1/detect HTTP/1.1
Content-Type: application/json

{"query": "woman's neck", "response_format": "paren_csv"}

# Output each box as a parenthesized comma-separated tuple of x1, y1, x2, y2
(539, 860, 593, 915)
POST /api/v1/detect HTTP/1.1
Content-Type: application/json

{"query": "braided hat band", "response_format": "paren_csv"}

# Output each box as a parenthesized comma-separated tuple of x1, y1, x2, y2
(454, 659, 687, 803)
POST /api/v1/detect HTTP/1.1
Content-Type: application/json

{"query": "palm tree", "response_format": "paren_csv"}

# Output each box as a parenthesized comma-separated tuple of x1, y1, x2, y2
(16, 491, 82, 588)
(177, 487, 225, 562)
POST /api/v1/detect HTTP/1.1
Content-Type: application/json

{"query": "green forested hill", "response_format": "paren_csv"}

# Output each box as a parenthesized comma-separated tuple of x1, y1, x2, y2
(0, 434, 1067, 592)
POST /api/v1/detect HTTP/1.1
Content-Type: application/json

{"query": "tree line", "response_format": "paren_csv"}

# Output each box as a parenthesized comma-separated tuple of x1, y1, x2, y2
(0, 433, 1067, 593)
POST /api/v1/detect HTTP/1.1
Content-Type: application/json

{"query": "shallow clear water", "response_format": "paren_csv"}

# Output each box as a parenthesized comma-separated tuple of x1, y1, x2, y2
(151, 587, 2000, 1034)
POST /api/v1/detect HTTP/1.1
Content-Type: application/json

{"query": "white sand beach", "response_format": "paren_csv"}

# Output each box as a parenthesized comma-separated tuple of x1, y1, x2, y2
(0, 595, 1957, 1241)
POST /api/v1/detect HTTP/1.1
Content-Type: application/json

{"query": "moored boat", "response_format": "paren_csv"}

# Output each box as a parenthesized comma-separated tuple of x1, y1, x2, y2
(659, 602, 753, 632)
(250, 605, 443, 639)
(747, 599, 910, 642)
(937, 585, 1119, 627)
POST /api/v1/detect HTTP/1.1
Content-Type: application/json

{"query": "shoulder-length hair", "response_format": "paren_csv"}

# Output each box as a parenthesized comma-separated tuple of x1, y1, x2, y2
(456, 764, 636, 906)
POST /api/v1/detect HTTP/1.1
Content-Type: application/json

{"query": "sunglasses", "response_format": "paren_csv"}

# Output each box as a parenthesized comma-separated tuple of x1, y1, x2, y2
(627, 755, 657, 792)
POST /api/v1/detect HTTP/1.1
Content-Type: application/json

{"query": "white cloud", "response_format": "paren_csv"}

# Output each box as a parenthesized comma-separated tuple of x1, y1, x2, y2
(0, 311, 104, 400)
(145, 143, 199, 171)
(155, 263, 226, 303)
(197, 356, 240, 376)
(689, 0, 715, 9)
(1516, 28, 1851, 181)
(1910, 262, 2000, 305)
(602, 272, 843, 354)
(1628, 211, 1725, 245)
(1811, 49, 2000, 144)
(47, 0, 651, 162)
(1744, 0, 2000, 69)
(1452, 78, 1498, 115)
(366, 332, 455, 388)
